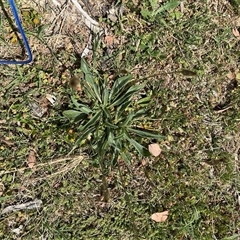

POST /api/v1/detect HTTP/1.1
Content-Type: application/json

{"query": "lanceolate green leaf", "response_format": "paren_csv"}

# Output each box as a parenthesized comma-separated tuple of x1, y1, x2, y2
(154, 0, 179, 16)
(109, 75, 133, 101)
(132, 109, 148, 120)
(107, 131, 115, 146)
(125, 135, 150, 156)
(97, 132, 109, 157)
(116, 100, 132, 119)
(79, 106, 93, 115)
(137, 96, 151, 105)
(120, 112, 136, 127)
(70, 96, 81, 109)
(111, 84, 144, 107)
(101, 106, 111, 119)
(128, 127, 163, 139)
(104, 121, 118, 129)
(102, 88, 109, 105)
(63, 110, 82, 120)
(120, 151, 132, 163)
(81, 59, 102, 103)
(79, 110, 102, 132)
(70, 97, 92, 114)
(74, 126, 95, 146)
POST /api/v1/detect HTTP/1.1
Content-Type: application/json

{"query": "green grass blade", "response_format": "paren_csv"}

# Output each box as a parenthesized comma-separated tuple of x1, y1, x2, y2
(131, 109, 148, 120)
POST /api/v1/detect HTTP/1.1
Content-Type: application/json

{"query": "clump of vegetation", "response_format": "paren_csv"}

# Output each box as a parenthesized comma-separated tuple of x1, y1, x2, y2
(63, 59, 162, 200)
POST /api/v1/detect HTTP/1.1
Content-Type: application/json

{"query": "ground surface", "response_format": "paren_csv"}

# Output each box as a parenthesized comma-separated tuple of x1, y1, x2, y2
(0, 0, 240, 239)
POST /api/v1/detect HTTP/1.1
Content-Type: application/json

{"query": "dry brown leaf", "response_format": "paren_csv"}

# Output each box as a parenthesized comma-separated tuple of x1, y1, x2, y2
(232, 28, 240, 37)
(226, 72, 235, 80)
(27, 150, 37, 170)
(105, 35, 114, 46)
(141, 159, 147, 166)
(151, 211, 169, 222)
(46, 94, 56, 105)
(148, 143, 162, 157)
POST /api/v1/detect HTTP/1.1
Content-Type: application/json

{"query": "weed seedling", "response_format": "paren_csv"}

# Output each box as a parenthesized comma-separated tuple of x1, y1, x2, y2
(64, 59, 162, 201)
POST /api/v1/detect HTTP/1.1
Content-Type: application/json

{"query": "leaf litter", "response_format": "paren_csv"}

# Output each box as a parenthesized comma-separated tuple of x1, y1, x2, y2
(151, 211, 169, 222)
(27, 150, 37, 170)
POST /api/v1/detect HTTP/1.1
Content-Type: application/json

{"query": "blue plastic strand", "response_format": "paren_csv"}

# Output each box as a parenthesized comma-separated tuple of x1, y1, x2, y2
(0, 0, 33, 64)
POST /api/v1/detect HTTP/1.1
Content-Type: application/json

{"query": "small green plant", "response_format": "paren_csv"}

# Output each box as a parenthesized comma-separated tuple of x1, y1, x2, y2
(64, 59, 162, 200)
(141, 0, 179, 20)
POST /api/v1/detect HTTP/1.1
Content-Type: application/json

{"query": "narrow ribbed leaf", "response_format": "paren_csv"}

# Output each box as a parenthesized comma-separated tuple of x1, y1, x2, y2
(131, 109, 148, 120)
(137, 96, 151, 105)
(81, 59, 102, 103)
(109, 75, 133, 101)
(154, 0, 179, 16)
(104, 121, 118, 129)
(97, 132, 109, 157)
(79, 106, 92, 115)
(128, 127, 163, 139)
(120, 151, 132, 163)
(63, 110, 81, 119)
(74, 126, 95, 146)
(125, 135, 150, 156)
(120, 112, 136, 127)
(79, 111, 102, 132)
(101, 106, 111, 119)
(116, 100, 132, 120)
(111, 84, 144, 107)
(69, 97, 92, 114)
(103, 88, 109, 105)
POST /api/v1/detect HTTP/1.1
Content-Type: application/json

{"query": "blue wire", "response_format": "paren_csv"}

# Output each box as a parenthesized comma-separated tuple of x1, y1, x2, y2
(0, 0, 33, 64)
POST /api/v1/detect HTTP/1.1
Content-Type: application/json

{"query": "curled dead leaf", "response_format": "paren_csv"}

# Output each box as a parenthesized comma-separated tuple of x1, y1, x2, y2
(148, 143, 162, 157)
(46, 94, 56, 105)
(151, 211, 169, 222)
(232, 28, 240, 37)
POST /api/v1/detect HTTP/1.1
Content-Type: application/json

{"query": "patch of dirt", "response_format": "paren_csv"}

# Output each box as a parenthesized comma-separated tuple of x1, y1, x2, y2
(0, 0, 113, 66)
